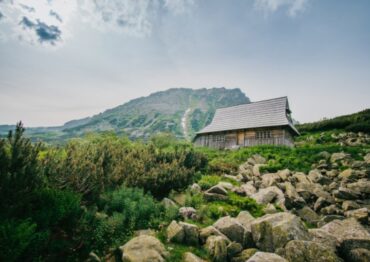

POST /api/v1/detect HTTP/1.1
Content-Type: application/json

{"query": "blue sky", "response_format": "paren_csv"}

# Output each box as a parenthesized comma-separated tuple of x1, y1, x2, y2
(0, 0, 369, 126)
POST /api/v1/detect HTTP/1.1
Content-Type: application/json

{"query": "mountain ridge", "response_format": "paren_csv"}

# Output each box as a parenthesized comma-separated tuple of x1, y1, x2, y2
(0, 87, 250, 142)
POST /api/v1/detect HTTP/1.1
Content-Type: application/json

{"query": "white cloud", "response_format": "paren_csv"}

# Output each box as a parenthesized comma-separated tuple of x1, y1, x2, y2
(163, 0, 195, 15)
(0, 0, 77, 47)
(254, 0, 309, 17)
(0, 0, 195, 46)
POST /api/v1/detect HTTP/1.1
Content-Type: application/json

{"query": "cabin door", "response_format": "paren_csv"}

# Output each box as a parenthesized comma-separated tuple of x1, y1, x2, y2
(237, 131, 244, 146)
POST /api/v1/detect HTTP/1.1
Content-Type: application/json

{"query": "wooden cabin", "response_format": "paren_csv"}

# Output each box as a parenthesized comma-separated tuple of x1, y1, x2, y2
(193, 97, 299, 149)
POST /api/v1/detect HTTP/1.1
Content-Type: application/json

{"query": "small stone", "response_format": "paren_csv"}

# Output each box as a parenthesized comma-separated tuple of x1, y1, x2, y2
(167, 220, 184, 243)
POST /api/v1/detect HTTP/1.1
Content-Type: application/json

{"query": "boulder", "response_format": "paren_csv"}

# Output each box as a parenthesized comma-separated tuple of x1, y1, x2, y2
(179, 207, 197, 219)
(308, 228, 338, 250)
(317, 215, 345, 227)
(277, 169, 291, 181)
(167, 220, 184, 243)
(241, 182, 257, 197)
(207, 185, 228, 195)
(199, 226, 228, 244)
(344, 208, 368, 224)
(284, 182, 306, 209)
(120, 235, 168, 262)
(179, 222, 199, 245)
(251, 186, 285, 207)
(331, 152, 350, 163)
(162, 198, 178, 209)
(190, 183, 202, 194)
(250, 212, 310, 252)
(333, 187, 361, 200)
(183, 252, 206, 262)
(283, 240, 341, 262)
(342, 200, 361, 211)
(252, 164, 265, 176)
(314, 197, 332, 212)
(296, 206, 320, 225)
(227, 241, 243, 258)
(231, 248, 258, 262)
(292, 172, 311, 184)
(246, 252, 288, 262)
(347, 179, 370, 194)
(213, 216, 251, 247)
(364, 153, 370, 164)
(261, 173, 281, 188)
(320, 218, 370, 260)
(204, 192, 228, 201)
(236, 211, 255, 229)
(217, 181, 234, 190)
(263, 203, 278, 214)
(205, 236, 228, 262)
(347, 248, 370, 262)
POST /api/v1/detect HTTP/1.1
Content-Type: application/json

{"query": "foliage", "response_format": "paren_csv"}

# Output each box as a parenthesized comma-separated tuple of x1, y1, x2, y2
(84, 187, 162, 255)
(0, 219, 36, 262)
(297, 108, 370, 133)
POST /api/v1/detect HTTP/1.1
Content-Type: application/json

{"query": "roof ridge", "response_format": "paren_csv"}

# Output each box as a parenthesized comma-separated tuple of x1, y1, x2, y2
(216, 96, 287, 111)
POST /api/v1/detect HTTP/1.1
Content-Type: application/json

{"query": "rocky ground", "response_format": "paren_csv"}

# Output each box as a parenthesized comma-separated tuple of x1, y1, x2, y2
(93, 148, 370, 262)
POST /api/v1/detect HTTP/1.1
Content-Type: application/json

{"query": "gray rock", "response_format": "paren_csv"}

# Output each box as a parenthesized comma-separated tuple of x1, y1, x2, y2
(309, 228, 338, 250)
(167, 220, 184, 243)
(120, 235, 168, 262)
(342, 200, 361, 211)
(348, 248, 370, 262)
(179, 222, 199, 245)
(284, 240, 341, 262)
(213, 216, 251, 247)
(331, 152, 350, 163)
(179, 207, 197, 219)
(199, 226, 229, 244)
(344, 208, 369, 224)
(207, 185, 228, 195)
(190, 183, 202, 194)
(231, 248, 258, 262)
(183, 252, 206, 262)
(251, 186, 285, 208)
(250, 212, 311, 252)
(246, 252, 288, 262)
(261, 173, 281, 187)
(205, 236, 228, 262)
(236, 211, 255, 228)
(227, 241, 243, 258)
(241, 182, 257, 197)
(204, 192, 228, 201)
(284, 182, 306, 209)
(296, 206, 320, 225)
(162, 198, 178, 209)
(320, 218, 370, 260)
(333, 187, 361, 200)
(347, 179, 370, 194)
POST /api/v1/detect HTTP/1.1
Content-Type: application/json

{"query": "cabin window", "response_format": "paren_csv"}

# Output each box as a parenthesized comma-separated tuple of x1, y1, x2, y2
(256, 130, 272, 139)
(212, 134, 225, 142)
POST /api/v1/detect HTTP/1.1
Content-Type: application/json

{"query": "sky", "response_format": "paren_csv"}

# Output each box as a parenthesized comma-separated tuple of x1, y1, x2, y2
(0, 0, 369, 127)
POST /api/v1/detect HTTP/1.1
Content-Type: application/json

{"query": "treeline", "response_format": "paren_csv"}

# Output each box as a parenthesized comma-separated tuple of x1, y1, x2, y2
(297, 108, 370, 133)
(0, 123, 206, 261)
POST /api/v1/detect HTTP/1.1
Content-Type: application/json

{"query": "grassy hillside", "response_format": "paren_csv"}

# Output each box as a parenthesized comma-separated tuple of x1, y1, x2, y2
(297, 108, 370, 134)
(0, 87, 249, 142)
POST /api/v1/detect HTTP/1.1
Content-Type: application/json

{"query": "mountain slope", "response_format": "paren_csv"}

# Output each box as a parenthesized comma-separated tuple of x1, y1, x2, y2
(0, 87, 250, 142)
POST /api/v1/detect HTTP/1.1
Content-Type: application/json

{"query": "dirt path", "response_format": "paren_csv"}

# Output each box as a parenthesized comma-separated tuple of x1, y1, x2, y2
(181, 108, 191, 140)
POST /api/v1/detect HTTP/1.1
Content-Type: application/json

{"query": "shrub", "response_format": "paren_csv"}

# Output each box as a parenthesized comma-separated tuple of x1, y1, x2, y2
(0, 219, 37, 262)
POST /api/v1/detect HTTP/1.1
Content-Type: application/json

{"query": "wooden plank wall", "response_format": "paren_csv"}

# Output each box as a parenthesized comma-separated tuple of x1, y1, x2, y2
(194, 127, 295, 149)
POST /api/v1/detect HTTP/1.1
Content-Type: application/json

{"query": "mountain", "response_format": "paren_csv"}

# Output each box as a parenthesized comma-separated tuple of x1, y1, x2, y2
(0, 87, 250, 142)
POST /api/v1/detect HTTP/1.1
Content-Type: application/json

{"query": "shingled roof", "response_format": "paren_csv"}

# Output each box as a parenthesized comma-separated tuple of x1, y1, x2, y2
(197, 96, 299, 135)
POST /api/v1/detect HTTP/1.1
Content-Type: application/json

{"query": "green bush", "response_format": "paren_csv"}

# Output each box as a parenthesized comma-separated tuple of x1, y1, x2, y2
(87, 186, 164, 254)
(0, 219, 37, 262)
(197, 175, 221, 190)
